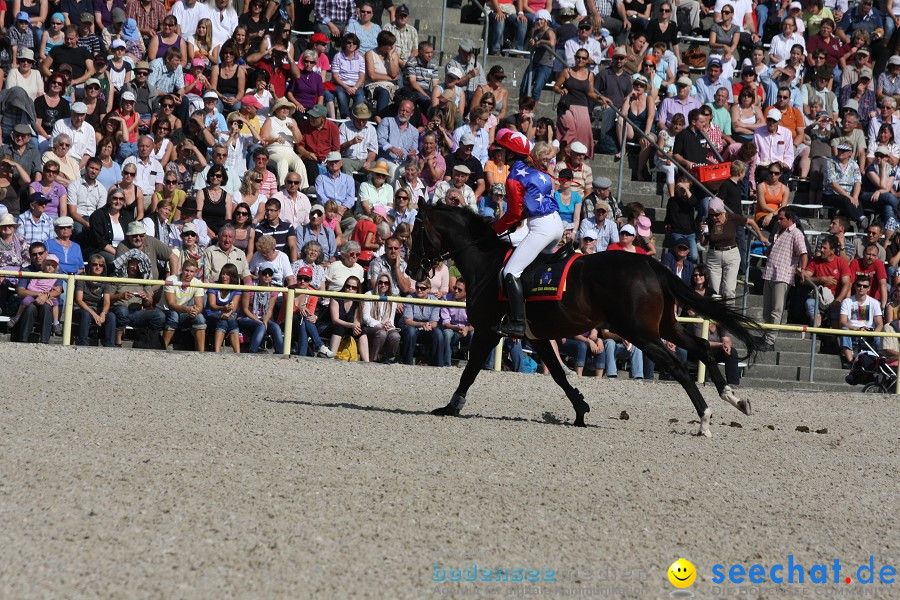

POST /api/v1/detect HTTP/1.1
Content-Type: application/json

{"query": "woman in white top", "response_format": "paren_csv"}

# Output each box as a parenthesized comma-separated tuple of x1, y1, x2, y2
(362, 273, 401, 363)
(768, 17, 806, 67)
(4, 49, 43, 100)
(258, 98, 307, 186)
(359, 161, 394, 214)
(365, 30, 400, 115)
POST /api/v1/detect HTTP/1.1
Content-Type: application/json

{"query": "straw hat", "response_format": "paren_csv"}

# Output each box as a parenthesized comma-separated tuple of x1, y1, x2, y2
(271, 98, 296, 114)
(367, 160, 391, 177)
(0, 213, 19, 227)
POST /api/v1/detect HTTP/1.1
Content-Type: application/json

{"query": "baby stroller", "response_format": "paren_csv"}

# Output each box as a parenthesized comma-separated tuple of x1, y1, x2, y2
(845, 340, 897, 394)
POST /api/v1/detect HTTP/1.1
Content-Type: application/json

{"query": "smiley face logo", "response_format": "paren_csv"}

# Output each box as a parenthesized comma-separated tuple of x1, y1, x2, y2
(668, 558, 697, 588)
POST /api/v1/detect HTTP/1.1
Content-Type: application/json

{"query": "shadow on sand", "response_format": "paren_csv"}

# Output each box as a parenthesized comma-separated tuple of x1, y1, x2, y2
(268, 398, 605, 429)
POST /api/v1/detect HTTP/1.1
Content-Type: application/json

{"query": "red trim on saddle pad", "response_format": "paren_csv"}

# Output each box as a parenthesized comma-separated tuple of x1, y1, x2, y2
(498, 250, 583, 303)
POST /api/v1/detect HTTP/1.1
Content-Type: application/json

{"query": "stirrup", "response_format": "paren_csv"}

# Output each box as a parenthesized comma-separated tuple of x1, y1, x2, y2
(495, 315, 526, 338)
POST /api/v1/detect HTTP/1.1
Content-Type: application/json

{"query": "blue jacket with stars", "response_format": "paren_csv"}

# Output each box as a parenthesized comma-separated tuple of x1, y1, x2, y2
(492, 160, 559, 234)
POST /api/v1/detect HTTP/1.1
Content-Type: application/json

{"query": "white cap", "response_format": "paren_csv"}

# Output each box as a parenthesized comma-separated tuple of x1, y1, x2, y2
(569, 141, 588, 155)
(766, 108, 782, 122)
(203, 91, 219, 100)
(121, 91, 136, 102)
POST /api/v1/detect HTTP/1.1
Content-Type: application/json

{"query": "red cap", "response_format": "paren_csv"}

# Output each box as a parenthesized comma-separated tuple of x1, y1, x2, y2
(310, 32, 330, 45)
(241, 94, 263, 109)
(298, 265, 313, 278)
(495, 130, 533, 156)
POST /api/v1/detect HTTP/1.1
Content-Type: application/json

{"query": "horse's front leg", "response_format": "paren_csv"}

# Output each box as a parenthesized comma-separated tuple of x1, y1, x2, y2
(431, 329, 502, 417)
(530, 339, 590, 427)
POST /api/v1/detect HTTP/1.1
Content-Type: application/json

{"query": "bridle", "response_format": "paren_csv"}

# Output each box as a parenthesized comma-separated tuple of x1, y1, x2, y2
(411, 208, 507, 276)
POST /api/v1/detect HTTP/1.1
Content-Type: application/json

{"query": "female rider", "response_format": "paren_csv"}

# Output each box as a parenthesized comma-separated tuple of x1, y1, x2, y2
(490, 130, 563, 338)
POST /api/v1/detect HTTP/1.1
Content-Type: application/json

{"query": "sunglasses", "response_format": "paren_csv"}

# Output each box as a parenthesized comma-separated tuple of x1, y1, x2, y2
(286, 180, 301, 185)
(661, 7, 671, 12)
(182, 232, 198, 237)
(30, 251, 46, 257)
(416, 286, 429, 291)
(303, 60, 316, 65)
(298, 275, 312, 282)
(377, 280, 390, 285)
(44, 168, 59, 174)
(345, 285, 359, 290)
(111, 196, 125, 201)
(721, 9, 732, 14)
(345, 251, 360, 257)
(252, 177, 263, 183)
(395, 195, 409, 200)
(161, 103, 174, 108)
(310, 211, 323, 217)
(236, 211, 250, 216)
(453, 286, 465, 291)
(123, 171, 136, 176)
(768, 171, 782, 176)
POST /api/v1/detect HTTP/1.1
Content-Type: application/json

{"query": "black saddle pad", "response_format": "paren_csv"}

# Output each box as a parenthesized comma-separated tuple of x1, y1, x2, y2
(501, 243, 581, 302)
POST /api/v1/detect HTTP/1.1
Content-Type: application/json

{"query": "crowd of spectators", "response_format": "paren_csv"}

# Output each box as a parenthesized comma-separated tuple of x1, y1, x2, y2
(1, 0, 899, 377)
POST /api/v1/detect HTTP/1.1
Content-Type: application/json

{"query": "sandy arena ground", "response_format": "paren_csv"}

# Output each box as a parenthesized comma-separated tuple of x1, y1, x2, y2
(1, 344, 897, 599)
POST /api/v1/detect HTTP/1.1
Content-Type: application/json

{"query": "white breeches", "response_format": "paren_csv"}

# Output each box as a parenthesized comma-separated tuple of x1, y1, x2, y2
(502, 212, 565, 278)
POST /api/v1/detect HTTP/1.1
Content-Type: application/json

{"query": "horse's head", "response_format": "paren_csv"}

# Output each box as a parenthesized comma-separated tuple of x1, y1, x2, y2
(407, 203, 442, 282)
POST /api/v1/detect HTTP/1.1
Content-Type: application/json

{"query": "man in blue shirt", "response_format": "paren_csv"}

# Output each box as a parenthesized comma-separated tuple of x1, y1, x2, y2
(377, 99, 419, 164)
(692, 57, 733, 105)
(296, 204, 337, 263)
(315, 151, 356, 229)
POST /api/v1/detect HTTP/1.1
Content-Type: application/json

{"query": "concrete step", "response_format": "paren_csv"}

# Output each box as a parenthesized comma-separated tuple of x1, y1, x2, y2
(748, 363, 850, 384)
(753, 349, 843, 369)
(739, 378, 855, 393)
(766, 336, 824, 353)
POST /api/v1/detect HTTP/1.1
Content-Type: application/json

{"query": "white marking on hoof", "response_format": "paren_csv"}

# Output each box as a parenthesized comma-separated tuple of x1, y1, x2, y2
(699, 408, 712, 438)
(738, 399, 752, 416)
(720, 385, 740, 410)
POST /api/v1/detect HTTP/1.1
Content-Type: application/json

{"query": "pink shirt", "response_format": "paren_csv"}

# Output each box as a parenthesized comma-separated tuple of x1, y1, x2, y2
(753, 125, 795, 170)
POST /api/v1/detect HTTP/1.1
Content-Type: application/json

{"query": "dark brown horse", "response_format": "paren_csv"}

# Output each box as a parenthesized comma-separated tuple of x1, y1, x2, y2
(406, 203, 759, 436)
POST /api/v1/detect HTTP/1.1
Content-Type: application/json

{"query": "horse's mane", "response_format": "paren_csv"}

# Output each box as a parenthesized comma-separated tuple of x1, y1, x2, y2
(425, 203, 510, 253)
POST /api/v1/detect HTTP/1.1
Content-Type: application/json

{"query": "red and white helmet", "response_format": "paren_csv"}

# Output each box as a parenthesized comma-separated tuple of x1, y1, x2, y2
(495, 130, 533, 156)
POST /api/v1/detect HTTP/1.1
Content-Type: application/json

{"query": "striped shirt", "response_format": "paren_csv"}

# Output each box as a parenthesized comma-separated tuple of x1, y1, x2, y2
(764, 224, 807, 284)
(404, 56, 438, 92)
(332, 50, 365, 88)
(316, 0, 354, 24)
(383, 23, 418, 61)
(17, 211, 55, 246)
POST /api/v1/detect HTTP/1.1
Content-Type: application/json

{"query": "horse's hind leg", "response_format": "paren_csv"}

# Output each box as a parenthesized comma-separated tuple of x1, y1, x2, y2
(530, 339, 590, 427)
(667, 327, 750, 416)
(633, 336, 713, 437)
(432, 329, 502, 417)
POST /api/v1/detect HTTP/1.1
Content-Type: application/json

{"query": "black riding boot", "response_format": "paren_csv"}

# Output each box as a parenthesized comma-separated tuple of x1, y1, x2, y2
(497, 273, 526, 338)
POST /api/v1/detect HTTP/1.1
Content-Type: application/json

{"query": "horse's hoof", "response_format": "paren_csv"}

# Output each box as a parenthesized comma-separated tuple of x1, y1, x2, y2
(698, 408, 712, 438)
(720, 385, 740, 411)
(573, 413, 587, 427)
(431, 404, 461, 417)
(738, 399, 751, 416)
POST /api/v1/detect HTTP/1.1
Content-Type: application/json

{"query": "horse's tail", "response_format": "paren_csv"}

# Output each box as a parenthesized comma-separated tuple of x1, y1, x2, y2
(649, 259, 761, 363)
